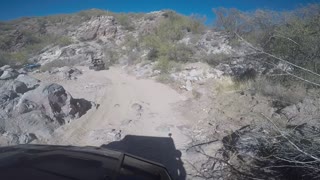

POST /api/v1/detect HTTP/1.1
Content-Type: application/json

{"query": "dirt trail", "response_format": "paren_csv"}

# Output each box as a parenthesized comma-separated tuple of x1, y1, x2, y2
(43, 66, 191, 149)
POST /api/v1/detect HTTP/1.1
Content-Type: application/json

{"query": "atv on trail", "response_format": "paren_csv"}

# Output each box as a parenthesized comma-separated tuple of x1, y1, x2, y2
(89, 58, 106, 71)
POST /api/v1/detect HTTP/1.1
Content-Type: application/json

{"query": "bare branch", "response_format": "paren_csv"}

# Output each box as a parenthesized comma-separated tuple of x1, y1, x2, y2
(271, 34, 301, 46)
(234, 32, 320, 79)
(251, 55, 320, 87)
(261, 113, 320, 162)
(186, 139, 219, 152)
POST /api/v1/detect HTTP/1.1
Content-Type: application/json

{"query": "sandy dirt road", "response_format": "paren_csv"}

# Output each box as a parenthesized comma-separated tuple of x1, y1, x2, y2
(40, 66, 191, 150)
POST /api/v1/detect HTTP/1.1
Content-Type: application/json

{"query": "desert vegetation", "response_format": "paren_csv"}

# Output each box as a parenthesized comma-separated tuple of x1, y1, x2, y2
(201, 4, 320, 179)
(214, 4, 320, 87)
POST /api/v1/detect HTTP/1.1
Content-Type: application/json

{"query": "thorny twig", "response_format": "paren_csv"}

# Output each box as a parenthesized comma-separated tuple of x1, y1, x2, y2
(261, 113, 320, 162)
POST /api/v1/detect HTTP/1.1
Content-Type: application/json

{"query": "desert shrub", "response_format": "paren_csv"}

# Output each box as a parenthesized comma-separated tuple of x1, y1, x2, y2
(0, 35, 12, 50)
(21, 30, 42, 45)
(214, 76, 252, 94)
(143, 34, 173, 61)
(126, 51, 140, 65)
(156, 10, 206, 42)
(204, 53, 230, 66)
(0, 52, 11, 66)
(156, 74, 174, 84)
(104, 49, 119, 65)
(0, 51, 29, 66)
(144, 14, 156, 21)
(192, 90, 202, 99)
(115, 14, 135, 31)
(122, 35, 140, 52)
(153, 56, 184, 74)
(147, 48, 159, 61)
(217, 122, 320, 180)
(44, 14, 70, 24)
(188, 14, 207, 34)
(253, 77, 306, 104)
(168, 44, 194, 62)
(141, 11, 206, 69)
(143, 33, 194, 65)
(154, 56, 171, 73)
(55, 36, 73, 47)
(213, 4, 320, 87)
(0, 22, 15, 32)
(76, 9, 112, 22)
(10, 51, 29, 65)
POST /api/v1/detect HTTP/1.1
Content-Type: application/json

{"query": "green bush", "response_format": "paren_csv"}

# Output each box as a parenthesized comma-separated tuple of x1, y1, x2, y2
(115, 14, 135, 31)
(156, 74, 174, 84)
(168, 44, 194, 62)
(0, 52, 11, 66)
(153, 11, 205, 42)
(10, 51, 28, 64)
(204, 53, 230, 66)
(55, 36, 73, 47)
(154, 56, 171, 73)
(122, 35, 140, 52)
(0, 35, 12, 50)
(0, 51, 29, 66)
(104, 49, 119, 65)
(253, 77, 307, 105)
(141, 11, 205, 69)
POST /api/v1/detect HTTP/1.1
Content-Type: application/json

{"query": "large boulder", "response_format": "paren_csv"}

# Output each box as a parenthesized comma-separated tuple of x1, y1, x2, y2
(0, 90, 18, 109)
(50, 67, 83, 80)
(0, 69, 19, 80)
(0, 90, 19, 120)
(15, 74, 40, 89)
(0, 83, 95, 146)
(3, 111, 60, 144)
(33, 43, 104, 66)
(12, 81, 28, 94)
(0, 65, 11, 71)
(14, 83, 94, 124)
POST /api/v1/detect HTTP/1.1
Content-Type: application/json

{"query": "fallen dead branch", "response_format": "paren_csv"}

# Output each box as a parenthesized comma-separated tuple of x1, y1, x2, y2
(186, 139, 219, 152)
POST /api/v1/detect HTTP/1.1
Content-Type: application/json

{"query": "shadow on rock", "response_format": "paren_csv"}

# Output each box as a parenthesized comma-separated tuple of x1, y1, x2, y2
(101, 135, 186, 180)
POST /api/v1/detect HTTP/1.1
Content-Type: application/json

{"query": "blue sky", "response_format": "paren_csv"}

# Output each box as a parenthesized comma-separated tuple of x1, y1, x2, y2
(0, 0, 318, 23)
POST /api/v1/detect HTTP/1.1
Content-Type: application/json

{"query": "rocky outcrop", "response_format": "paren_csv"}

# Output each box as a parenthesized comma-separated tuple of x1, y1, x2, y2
(0, 69, 19, 80)
(74, 15, 130, 46)
(0, 65, 95, 145)
(33, 42, 105, 67)
(75, 16, 119, 42)
(171, 63, 224, 91)
(195, 31, 235, 55)
(15, 74, 40, 89)
(50, 67, 83, 80)
(14, 83, 94, 124)
(11, 81, 28, 94)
